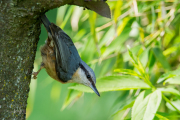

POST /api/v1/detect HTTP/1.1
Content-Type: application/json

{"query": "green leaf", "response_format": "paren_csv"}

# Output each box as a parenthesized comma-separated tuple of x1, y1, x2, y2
(56, 5, 68, 26)
(166, 100, 180, 111)
(112, 99, 135, 116)
(148, 50, 156, 71)
(144, 90, 162, 119)
(69, 75, 150, 93)
(112, 110, 126, 120)
(94, 57, 116, 78)
(132, 91, 149, 120)
(117, 17, 130, 36)
(114, 1, 122, 23)
(155, 112, 180, 120)
(164, 75, 180, 85)
(114, 69, 146, 81)
(112, 91, 130, 108)
(81, 36, 96, 63)
(152, 47, 171, 70)
(158, 88, 180, 96)
(60, 6, 74, 29)
(89, 10, 97, 39)
(61, 89, 83, 111)
(127, 46, 138, 64)
(123, 45, 142, 62)
(139, 48, 150, 67)
(137, 58, 146, 75)
(101, 27, 131, 59)
(127, 46, 149, 81)
(157, 67, 180, 83)
(163, 29, 175, 48)
(163, 46, 177, 56)
(114, 69, 140, 77)
(155, 113, 169, 120)
(99, 26, 114, 47)
(157, 74, 176, 83)
(132, 90, 162, 120)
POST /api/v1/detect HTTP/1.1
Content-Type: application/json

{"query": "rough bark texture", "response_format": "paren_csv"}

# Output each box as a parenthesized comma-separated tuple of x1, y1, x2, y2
(0, 0, 72, 119)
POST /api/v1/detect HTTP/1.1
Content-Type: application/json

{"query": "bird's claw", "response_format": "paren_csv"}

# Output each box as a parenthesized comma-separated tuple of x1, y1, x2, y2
(32, 72, 38, 79)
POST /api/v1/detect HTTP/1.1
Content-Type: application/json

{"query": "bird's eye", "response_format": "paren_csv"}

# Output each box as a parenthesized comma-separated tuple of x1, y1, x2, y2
(87, 75, 91, 78)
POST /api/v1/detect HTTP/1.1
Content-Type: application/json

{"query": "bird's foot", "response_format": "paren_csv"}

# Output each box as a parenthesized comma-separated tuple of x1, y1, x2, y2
(32, 72, 38, 79)
(32, 62, 45, 79)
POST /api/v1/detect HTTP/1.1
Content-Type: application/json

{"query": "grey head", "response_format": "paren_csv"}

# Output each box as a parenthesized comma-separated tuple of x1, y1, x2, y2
(72, 60, 100, 96)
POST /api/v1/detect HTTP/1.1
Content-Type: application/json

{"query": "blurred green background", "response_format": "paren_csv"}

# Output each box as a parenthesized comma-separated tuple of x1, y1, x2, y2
(27, 1, 180, 120)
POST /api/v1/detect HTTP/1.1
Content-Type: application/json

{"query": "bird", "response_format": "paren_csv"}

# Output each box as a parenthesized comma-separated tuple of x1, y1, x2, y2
(33, 14, 100, 96)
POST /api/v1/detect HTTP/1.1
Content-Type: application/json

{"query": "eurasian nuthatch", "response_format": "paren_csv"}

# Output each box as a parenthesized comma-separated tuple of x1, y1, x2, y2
(33, 14, 100, 96)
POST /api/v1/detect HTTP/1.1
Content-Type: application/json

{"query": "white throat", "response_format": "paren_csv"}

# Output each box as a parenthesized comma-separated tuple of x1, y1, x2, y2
(69, 67, 91, 87)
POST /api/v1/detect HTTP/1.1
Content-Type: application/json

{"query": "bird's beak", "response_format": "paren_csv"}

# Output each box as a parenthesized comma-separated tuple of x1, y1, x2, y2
(90, 83, 100, 97)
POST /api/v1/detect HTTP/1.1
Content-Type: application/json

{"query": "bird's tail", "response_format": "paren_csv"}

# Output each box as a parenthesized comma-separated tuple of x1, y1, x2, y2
(41, 14, 51, 34)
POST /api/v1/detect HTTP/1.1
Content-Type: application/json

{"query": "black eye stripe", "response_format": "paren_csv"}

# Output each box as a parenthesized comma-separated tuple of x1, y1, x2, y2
(79, 63, 89, 76)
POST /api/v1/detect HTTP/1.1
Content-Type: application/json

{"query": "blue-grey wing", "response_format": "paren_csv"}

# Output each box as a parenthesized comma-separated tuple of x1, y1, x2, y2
(49, 23, 81, 82)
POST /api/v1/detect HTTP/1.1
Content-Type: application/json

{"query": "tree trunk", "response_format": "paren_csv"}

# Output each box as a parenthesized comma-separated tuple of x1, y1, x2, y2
(0, 0, 72, 119)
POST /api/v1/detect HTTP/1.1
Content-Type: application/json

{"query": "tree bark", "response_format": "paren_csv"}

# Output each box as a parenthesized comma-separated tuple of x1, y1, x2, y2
(0, 0, 72, 119)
